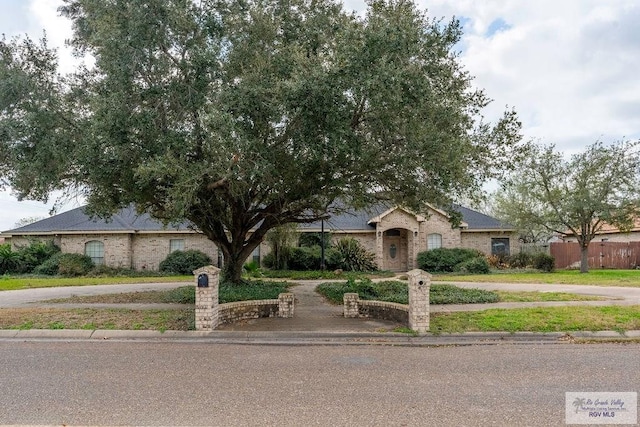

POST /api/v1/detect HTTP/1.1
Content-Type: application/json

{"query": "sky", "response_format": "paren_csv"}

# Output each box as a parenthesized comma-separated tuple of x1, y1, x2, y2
(1, 0, 640, 231)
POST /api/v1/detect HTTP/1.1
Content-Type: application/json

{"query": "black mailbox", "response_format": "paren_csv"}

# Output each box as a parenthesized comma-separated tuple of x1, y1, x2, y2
(197, 273, 209, 288)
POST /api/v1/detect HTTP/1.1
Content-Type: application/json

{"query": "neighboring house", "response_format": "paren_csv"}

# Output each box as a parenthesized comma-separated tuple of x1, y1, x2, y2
(0, 204, 518, 272)
(561, 219, 640, 243)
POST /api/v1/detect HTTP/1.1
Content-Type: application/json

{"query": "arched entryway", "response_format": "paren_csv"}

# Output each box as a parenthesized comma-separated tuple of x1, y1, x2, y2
(382, 228, 409, 271)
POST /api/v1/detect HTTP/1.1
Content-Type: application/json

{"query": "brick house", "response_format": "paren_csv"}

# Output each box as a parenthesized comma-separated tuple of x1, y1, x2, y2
(1, 204, 517, 272)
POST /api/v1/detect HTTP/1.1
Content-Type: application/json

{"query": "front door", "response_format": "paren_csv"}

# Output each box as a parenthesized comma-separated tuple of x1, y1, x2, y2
(383, 229, 408, 271)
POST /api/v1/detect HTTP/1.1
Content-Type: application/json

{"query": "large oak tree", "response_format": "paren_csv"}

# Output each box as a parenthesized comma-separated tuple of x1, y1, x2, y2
(0, 0, 522, 282)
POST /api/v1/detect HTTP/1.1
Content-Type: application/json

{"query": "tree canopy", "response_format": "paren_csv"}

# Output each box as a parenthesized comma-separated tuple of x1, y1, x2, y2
(497, 140, 640, 272)
(0, 0, 523, 282)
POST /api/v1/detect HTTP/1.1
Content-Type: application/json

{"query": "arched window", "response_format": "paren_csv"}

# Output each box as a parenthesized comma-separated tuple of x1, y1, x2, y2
(427, 233, 442, 250)
(85, 240, 105, 265)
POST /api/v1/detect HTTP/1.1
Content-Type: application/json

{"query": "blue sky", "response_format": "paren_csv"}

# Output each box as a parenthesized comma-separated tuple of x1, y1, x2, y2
(2, 0, 640, 230)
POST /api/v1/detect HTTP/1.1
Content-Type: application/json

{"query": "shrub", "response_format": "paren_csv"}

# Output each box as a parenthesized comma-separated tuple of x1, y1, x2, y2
(315, 281, 499, 305)
(159, 250, 212, 274)
(486, 253, 509, 269)
(298, 232, 332, 249)
(14, 240, 60, 273)
(288, 246, 321, 270)
(243, 260, 262, 277)
(532, 252, 555, 272)
(457, 257, 490, 274)
(58, 254, 94, 276)
(509, 252, 533, 269)
(33, 252, 65, 275)
(262, 252, 276, 269)
(0, 243, 21, 275)
(417, 248, 484, 273)
(332, 238, 377, 272)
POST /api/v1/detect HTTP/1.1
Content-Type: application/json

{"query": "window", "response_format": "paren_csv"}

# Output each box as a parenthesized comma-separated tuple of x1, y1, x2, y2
(491, 238, 510, 256)
(427, 233, 442, 250)
(251, 246, 260, 264)
(170, 239, 185, 252)
(85, 240, 105, 265)
(389, 243, 397, 259)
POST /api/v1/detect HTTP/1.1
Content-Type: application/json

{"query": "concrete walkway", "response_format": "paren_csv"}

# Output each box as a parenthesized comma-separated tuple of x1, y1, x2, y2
(217, 280, 403, 332)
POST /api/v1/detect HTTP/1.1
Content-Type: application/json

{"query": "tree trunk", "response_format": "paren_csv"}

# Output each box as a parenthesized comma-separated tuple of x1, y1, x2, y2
(217, 238, 260, 285)
(580, 245, 589, 273)
(222, 258, 244, 284)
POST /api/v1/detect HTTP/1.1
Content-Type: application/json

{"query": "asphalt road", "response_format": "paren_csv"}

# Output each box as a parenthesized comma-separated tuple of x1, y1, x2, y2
(0, 341, 638, 426)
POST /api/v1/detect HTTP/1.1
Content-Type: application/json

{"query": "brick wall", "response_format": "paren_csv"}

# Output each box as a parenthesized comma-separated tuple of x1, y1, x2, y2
(60, 234, 133, 268)
(460, 231, 521, 255)
(132, 233, 218, 270)
(418, 210, 461, 251)
(332, 232, 377, 254)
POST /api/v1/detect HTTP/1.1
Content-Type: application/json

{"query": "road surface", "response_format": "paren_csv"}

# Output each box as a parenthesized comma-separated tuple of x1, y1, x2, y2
(0, 341, 637, 426)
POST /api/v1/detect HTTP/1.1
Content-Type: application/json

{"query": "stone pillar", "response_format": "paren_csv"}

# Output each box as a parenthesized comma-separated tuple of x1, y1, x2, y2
(343, 293, 360, 318)
(375, 229, 384, 270)
(278, 293, 295, 318)
(407, 268, 430, 333)
(193, 265, 220, 331)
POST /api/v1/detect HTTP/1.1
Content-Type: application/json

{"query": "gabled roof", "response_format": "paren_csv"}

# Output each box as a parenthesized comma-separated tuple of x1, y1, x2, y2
(2, 205, 191, 235)
(453, 204, 513, 230)
(367, 206, 427, 225)
(2, 203, 513, 236)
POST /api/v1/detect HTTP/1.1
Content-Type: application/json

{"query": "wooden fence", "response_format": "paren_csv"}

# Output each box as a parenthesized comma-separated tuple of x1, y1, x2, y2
(550, 241, 640, 269)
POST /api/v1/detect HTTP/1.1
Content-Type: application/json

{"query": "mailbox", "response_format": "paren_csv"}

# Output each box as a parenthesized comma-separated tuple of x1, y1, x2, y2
(197, 273, 209, 288)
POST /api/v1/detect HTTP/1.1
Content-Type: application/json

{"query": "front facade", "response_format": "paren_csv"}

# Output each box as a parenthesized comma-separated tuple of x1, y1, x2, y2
(1, 204, 518, 272)
(300, 204, 519, 272)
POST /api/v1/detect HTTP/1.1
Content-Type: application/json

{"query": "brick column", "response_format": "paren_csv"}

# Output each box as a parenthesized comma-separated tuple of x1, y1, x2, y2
(193, 266, 220, 331)
(278, 293, 295, 318)
(407, 268, 430, 333)
(343, 293, 360, 318)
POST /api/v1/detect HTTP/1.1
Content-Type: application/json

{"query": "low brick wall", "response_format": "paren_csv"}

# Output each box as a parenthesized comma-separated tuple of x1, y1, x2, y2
(358, 300, 409, 324)
(218, 293, 295, 326)
(219, 300, 279, 324)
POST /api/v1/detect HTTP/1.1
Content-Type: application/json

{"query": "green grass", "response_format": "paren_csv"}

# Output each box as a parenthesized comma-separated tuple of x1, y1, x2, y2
(5, 305, 638, 333)
(495, 291, 607, 302)
(430, 305, 640, 333)
(0, 275, 191, 291)
(218, 281, 291, 303)
(0, 308, 195, 331)
(316, 280, 607, 305)
(44, 281, 292, 305)
(316, 280, 499, 305)
(433, 269, 640, 287)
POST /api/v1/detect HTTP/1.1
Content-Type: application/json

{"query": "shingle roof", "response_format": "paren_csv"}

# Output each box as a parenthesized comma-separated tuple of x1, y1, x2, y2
(3, 203, 512, 234)
(453, 204, 513, 230)
(2, 205, 191, 234)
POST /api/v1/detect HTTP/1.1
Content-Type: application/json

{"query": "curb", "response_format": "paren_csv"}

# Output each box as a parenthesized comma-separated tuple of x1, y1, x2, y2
(1, 329, 639, 346)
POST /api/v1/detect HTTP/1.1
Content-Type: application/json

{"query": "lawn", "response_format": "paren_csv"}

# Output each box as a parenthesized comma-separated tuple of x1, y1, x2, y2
(0, 308, 194, 331)
(259, 270, 396, 280)
(433, 269, 640, 287)
(315, 280, 605, 305)
(430, 306, 640, 334)
(0, 275, 192, 291)
(3, 305, 637, 333)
